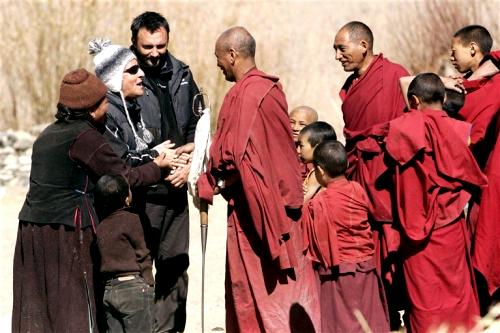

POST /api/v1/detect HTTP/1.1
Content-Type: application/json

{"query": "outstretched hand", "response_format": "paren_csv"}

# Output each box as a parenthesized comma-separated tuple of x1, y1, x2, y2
(166, 162, 191, 188)
(441, 76, 465, 93)
(153, 152, 187, 170)
(153, 140, 175, 154)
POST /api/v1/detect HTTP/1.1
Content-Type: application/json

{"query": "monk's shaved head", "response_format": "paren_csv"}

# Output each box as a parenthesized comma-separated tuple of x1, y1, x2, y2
(217, 26, 256, 58)
(454, 25, 492, 55)
(339, 21, 374, 51)
(313, 140, 347, 177)
(290, 106, 318, 122)
(408, 73, 445, 106)
(289, 106, 319, 141)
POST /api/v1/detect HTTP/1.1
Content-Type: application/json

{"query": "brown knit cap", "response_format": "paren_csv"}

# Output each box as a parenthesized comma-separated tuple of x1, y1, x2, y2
(58, 68, 108, 109)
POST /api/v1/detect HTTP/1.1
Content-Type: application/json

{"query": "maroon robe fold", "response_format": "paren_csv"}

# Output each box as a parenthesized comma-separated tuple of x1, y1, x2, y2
(302, 178, 389, 333)
(385, 109, 487, 332)
(340, 55, 408, 303)
(474, 134, 500, 295)
(460, 69, 500, 169)
(340, 54, 409, 132)
(461, 50, 500, 296)
(198, 68, 320, 332)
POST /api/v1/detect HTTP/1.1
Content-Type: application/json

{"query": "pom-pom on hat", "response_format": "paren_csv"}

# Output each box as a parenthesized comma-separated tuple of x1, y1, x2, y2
(89, 38, 136, 92)
(58, 68, 108, 109)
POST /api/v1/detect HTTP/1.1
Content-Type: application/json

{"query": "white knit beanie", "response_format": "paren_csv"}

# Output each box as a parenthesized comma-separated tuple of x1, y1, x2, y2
(88, 38, 136, 92)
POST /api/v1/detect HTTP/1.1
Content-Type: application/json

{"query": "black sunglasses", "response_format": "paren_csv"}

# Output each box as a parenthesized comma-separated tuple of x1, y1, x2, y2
(124, 65, 140, 75)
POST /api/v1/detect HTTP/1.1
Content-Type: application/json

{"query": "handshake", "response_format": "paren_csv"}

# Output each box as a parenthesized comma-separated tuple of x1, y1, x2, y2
(152, 140, 194, 170)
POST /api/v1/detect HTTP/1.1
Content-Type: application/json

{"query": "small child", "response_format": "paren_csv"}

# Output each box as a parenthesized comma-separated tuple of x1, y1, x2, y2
(301, 140, 389, 333)
(94, 174, 154, 333)
(296, 121, 336, 201)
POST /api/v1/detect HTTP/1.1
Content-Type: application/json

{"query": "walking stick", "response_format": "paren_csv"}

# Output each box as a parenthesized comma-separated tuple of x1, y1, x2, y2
(188, 89, 211, 333)
(200, 200, 209, 333)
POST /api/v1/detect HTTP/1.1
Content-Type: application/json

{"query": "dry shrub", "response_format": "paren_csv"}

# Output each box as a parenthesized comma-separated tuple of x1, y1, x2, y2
(0, 1, 346, 133)
(1, 0, 500, 135)
(388, 0, 500, 75)
(0, 0, 131, 129)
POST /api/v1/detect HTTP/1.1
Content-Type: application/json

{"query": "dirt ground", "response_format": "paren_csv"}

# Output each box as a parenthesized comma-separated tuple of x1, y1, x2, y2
(0, 184, 228, 332)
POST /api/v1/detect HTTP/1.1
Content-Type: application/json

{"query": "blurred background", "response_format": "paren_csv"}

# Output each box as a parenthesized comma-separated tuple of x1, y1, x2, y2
(1, 0, 499, 137)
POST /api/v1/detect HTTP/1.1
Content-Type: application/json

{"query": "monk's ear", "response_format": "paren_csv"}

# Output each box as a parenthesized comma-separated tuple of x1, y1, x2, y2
(317, 165, 327, 178)
(409, 95, 420, 110)
(359, 39, 368, 54)
(228, 48, 237, 65)
(470, 42, 479, 57)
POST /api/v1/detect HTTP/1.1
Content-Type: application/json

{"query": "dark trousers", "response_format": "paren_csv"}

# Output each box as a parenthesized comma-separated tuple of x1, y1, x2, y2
(103, 276, 154, 333)
(143, 189, 189, 333)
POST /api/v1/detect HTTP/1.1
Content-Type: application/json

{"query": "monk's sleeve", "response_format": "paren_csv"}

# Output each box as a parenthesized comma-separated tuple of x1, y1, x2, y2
(69, 128, 162, 188)
(197, 172, 216, 204)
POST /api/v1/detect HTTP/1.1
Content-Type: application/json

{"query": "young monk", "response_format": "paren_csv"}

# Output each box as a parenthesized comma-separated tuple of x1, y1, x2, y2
(289, 105, 319, 179)
(302, 140, 389, 333)
(296, 121, 336, 201)
(451, 26, 500, 308)
(385, 73, 487, 332)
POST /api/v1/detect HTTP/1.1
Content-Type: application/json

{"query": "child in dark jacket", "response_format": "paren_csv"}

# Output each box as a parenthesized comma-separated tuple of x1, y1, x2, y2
(95, 174, 154, 333)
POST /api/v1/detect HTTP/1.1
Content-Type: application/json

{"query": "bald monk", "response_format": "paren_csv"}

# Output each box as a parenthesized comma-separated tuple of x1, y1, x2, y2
(290, 106, 318, 142)
(385, 73, 486, 332)
(450, 26, 500, 308)
(290, 106, 318, 180)
(302, 140, 389, 333)
(197, 27, 320, 332)
(334, 21, 409, 328)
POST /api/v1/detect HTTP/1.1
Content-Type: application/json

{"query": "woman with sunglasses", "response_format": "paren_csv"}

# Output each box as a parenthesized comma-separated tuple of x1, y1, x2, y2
(89, 38, 178, 167)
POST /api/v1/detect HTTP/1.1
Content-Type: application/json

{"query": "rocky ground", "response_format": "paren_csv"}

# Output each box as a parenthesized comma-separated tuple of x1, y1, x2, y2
(0, 128, 228, 332)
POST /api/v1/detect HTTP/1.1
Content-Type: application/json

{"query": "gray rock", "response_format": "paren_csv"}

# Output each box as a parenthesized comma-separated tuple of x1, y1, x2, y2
(13, 131, 35, 151)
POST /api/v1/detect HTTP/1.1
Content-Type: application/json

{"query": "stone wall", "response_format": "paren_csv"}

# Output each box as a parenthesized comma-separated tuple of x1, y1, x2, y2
(0, 125, 46, 188)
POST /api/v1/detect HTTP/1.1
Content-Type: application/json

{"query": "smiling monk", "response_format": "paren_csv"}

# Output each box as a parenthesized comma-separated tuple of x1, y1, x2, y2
(198, 26, 320, 333)
(333, 21, 409, 329)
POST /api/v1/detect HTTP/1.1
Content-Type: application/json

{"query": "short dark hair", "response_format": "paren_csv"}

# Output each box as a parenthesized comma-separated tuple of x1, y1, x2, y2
(131, 11, 170, 45)
(313, 140, 348, 177)
(94, 174, 129, 217)
(454, 25, 493, 54)
(299, 121, 337, 147)
(443, 89, 465, 117)
(342, 21, 374, 50)
(407, 73, 445, 105)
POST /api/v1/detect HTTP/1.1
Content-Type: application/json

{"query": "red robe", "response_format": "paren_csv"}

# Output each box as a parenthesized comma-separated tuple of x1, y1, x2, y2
(385, 109, 487, 332)
(461, 50, 500, 296)
(302, 178, 389, 333)
(340, 54, 409, 132)
(198, 68, 320, 332)
(340, 55, 408, 304)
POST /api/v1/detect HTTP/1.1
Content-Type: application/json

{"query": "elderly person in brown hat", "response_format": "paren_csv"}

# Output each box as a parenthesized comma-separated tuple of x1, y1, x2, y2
(12, 68, 180, 333)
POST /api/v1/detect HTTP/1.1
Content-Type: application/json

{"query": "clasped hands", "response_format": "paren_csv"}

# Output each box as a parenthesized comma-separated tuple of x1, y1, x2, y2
(152, 141, 194, 188)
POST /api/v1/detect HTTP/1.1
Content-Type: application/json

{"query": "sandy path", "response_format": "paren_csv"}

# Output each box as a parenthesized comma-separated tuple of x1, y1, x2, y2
(0, 185, 227, 332)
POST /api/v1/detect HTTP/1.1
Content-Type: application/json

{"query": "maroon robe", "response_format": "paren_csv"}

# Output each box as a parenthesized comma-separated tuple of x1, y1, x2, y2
(340, 55, 408, 313)
(198, 68, 320, 332)
(340, 54, 409, 133)
(385, 109, 487, 332)
(461, 50, 500, 296)
(302, 178, 389, 333)
(474, 132, 500, 295)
